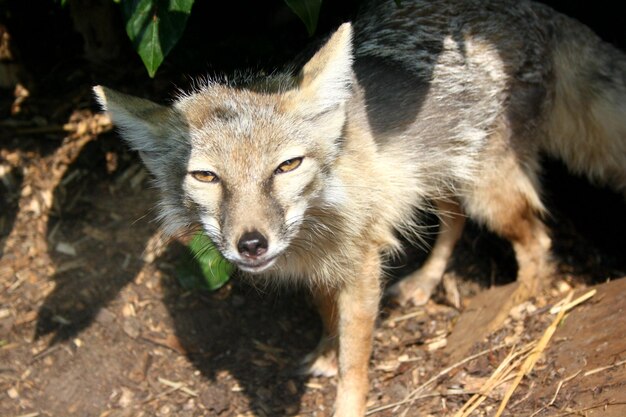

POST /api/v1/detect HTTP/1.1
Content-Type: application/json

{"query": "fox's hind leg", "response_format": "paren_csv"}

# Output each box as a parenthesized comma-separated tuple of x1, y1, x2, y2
(463, 139, 554, 303)
(388, 199, 465, 306)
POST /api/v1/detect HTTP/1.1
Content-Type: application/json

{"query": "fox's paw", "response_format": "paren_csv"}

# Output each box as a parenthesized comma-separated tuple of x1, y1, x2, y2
(299, 337, 337, 377)
(386, 279, 433, 307)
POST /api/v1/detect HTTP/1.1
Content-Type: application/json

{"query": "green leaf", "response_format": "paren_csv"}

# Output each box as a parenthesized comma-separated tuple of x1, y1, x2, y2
(121, 0, 194, 77)
(284, 0, 322, 36)
(187, 232, 233, 291)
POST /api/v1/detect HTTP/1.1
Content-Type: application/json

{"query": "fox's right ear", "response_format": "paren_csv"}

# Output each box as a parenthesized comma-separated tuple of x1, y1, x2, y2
(93, 86, 178, 156)
(287, 23, 354, 117)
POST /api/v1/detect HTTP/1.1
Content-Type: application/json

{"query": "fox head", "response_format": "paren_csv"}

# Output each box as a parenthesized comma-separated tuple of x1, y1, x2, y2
(94, 24, 355, 273)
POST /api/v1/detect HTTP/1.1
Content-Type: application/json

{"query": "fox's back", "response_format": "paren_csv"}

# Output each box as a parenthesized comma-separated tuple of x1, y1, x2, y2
(354, 0, 556, 81)
(348, 0, 625, 197)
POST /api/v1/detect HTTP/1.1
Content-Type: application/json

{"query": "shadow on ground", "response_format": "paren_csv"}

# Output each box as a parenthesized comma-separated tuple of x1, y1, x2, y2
(25, 134, 316, 415)
(160, 243, 321, 415)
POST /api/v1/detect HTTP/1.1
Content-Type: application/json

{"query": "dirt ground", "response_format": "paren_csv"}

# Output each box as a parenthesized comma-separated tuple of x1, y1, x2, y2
(2, 3, 626, 417)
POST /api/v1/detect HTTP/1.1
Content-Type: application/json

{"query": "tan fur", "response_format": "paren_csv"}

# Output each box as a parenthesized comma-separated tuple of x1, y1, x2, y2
(462, 121, 554, 294)
(94, 2, 626, 416)
(335, 246, 381, 417)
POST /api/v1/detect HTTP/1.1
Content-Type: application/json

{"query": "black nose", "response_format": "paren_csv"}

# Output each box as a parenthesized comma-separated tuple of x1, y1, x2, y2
(237, 230, 268, 258)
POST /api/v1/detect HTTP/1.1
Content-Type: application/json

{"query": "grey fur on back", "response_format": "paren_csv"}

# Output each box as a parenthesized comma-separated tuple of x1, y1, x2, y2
(350, 0, 626, 198)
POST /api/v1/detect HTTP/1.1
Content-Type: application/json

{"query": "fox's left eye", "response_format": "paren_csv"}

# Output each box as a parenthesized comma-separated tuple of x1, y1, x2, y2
(275, 157, 303, 174)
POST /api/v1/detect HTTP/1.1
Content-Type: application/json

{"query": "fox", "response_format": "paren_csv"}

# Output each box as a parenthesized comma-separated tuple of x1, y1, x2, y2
(93, 0, 626, 415)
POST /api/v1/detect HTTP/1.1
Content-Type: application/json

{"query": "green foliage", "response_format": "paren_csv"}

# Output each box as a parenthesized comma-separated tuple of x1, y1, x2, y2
(284, 0, 322, 37)
(118, 0, 323, 77)
(55, 0, 402, 79)
(121, 0, 194, 77)
(177, 232, 233, 291)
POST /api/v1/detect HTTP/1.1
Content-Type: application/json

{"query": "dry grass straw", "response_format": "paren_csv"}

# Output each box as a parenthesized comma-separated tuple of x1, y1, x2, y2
(452, 342, 537, 417)
(367, 289, 597, 416)
(454, 289, 596, 417)
(365, 343, 512, 415)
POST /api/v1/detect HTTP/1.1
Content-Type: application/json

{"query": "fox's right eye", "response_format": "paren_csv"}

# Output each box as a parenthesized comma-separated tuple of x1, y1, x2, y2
(275, 157, 303, 174)
(190, 170, 219, 183)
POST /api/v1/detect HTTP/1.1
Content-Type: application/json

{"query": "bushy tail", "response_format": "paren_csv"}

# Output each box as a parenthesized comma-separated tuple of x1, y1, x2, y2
(544, 17, 626, 195)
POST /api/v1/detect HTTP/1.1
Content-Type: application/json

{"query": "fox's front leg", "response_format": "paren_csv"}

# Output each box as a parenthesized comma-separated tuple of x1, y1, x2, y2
(334, 247, 382, 417)
(301, 287, 339, 377)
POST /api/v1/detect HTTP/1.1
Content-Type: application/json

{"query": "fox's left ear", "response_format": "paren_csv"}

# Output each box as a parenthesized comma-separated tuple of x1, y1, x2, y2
(286, 23, 354, 117)
(93, 86, 185, 174)
(93, 86, 176, 153)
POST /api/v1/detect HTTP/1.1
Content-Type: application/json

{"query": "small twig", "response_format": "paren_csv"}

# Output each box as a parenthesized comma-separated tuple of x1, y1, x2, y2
(528, 405, 547, 417)
(389, 309, 426, 323)
(30, 345, 62, 363)
(10, 125, 69, 135)
(7, 273, 27, 293)
(549, 371, 581, 407)
(141, 387, 180, 405)
(510, 383, 535, 409)
(140, 378, 197, 405)
(5, 113, 113, 137)
(583, 359, 626, 377)
(523, 372, 580, 416)
(158, 377, 198, 397)
(552, 401, 626, 416)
